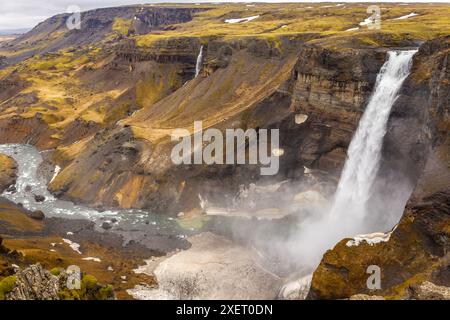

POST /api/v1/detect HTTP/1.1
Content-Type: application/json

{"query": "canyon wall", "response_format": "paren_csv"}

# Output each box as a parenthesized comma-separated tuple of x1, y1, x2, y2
(309, 36, 450, 299)
(42, 39, 387, 213)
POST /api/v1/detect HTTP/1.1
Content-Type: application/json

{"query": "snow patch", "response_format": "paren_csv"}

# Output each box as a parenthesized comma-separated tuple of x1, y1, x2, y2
(394, 12, 418, 20)
(346, 228, 396, 247)
(49, 165, 61, 183)
(225, 15, 260, 24)
(62, 238, 81, 254)
(82, 257, 101, 262)
(359, 17, 375, 26)
(272, 148, 284, 157)
(295, 114, 308, 124)
(345, 27, 360, 32)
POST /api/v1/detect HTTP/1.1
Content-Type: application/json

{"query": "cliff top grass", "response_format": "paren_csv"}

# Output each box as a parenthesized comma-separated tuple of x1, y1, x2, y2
(133, 3, 450, 48)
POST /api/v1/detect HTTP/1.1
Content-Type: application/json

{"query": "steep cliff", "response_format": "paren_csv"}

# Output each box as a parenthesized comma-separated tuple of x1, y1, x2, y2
(44, 39, 388, 213)
(309, 36, 450, 299)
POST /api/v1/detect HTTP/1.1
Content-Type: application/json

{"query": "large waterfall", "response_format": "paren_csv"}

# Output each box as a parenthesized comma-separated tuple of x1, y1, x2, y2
(294, 50, 417, 268)
(330, 50, 417, 222)
(195, 45, 203, 77)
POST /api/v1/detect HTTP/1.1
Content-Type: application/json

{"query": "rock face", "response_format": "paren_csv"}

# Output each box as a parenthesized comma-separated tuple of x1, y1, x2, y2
(409, 281, 450, 300)
(5, 264, 59, 300)
(29, 210, 45, 220)
(309, 36, 450, 300)
(44, 40, 386, 213)
(0, 154, 16, 193)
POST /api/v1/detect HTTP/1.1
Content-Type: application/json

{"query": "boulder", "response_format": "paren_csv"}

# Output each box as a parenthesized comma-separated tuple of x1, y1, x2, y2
(101, 222, 112, 230)
(5, 264, 59, 300)
(409, 281, 450, 300)
(29, 210, 45, 220)
(34, 195, 45, 202)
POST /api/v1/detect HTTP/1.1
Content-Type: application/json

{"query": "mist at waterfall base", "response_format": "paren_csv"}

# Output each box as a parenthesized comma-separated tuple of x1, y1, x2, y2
(210, 50, 418, 274)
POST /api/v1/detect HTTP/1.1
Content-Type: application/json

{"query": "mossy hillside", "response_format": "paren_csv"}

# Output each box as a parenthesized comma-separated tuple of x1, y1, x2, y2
(58, 274, 114, 300)
(112, 18, 133, 36)
(0, 275, 16, 300)
(134, 3, 450, 48)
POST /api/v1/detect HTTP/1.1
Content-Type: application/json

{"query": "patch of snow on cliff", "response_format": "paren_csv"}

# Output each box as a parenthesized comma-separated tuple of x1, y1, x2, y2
(393, 12, 418, 20)
(346, 227, 397, 247)
(346, 27, 360, 32)
(82, 257, 102, 262)
(49, 165, 61, 183)
(225, 15, 260, 24)
(359, 17, 375, 26)
(62, 238, 81, 254)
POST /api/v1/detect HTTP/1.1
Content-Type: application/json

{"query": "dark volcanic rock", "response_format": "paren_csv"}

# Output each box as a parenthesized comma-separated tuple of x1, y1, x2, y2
(29, 210, 45, 220)
(33, 195, 45, 202)
(5, 185, 16, 193)
(101, 222, 112, 230)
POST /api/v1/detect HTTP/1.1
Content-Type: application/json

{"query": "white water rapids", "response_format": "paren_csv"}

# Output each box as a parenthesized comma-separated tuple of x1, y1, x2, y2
(0, 144, 189, 251)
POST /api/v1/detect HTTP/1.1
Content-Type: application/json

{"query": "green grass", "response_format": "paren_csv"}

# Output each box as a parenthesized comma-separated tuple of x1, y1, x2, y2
(113, 18, 133, 36)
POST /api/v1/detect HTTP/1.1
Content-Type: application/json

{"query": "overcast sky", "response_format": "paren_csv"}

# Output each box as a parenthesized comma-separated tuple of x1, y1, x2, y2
(0, 1, 449, 30)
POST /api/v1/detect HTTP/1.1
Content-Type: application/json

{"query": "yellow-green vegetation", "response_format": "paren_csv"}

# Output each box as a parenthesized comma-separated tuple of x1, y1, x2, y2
(58, 274, 114, 300)
(135, 64, 182, 108)
(0, 200, 44, 232)
(0, 275, 16, 300)
(113, 18, 133, 36)
(134, 3, 450, 48)
(50, 267, 61, 276)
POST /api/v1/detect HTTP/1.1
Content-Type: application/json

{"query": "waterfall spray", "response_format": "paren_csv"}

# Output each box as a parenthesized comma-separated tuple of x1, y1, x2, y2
(195, 45, 203, 77)
(330, 50, 417, 222)
(294, 50, 417, 268)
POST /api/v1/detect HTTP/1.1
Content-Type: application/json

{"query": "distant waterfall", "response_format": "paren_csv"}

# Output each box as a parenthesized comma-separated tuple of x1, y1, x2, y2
(195, 45, 203, 77)
(331, 50, 417, 222)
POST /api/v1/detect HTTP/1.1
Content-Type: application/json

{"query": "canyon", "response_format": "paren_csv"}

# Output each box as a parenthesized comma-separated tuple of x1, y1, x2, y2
(0, 3, 449, 300)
